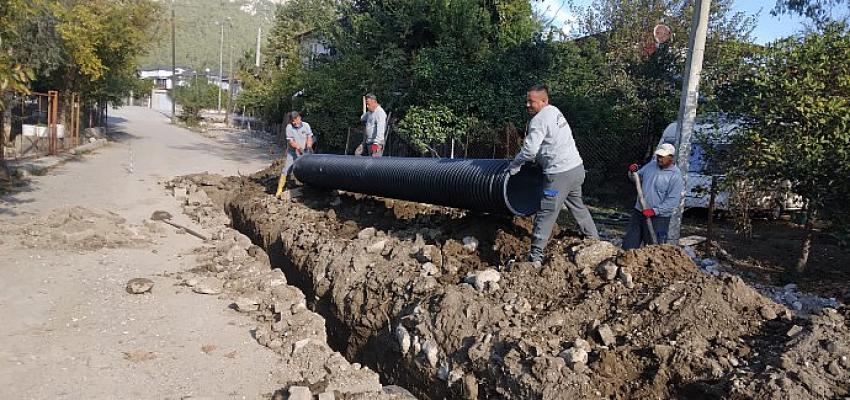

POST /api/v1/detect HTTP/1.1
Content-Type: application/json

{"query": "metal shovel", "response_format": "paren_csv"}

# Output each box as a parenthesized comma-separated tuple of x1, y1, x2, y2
(150, 210, 207, 240)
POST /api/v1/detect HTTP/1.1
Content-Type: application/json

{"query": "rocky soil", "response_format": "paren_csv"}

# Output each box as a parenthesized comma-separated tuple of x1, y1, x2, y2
(173, 164, 850, 400)
(165, 174, 416, 400)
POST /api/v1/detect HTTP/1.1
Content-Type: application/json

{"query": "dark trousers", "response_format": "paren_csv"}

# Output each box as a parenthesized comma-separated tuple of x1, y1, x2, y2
(623, 209, 670, 249)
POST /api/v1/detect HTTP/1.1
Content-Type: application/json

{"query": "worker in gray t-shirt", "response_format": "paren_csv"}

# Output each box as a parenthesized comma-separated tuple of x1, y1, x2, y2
(508, 85, 599, 265)
(359, 93, 386, 157)
(275, 111, 313, 198)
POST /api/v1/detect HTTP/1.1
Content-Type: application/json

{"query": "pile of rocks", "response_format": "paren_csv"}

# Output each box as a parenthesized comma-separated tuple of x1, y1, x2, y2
(186, 166, 850, 400)
(168, 175, 411, 400)
(684, 246, 840, 315)
(755, 283, 840, 315)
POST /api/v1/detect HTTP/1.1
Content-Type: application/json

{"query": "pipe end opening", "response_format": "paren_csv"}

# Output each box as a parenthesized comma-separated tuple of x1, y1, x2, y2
(504, 164, 545, 216)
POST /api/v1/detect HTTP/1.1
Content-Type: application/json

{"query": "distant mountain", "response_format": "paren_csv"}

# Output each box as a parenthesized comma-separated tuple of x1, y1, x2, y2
(139, 0, 279, 72)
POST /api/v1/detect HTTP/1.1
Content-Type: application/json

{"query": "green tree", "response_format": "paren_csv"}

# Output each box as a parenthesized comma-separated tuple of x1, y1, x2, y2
(773, 0, 850, 28)
(236, 0, 338, 123)
(298, 0, 540, 152)
(565, 0, 756, 143)
(725, 24, 850, 272)
(52, 0, 161, 103)
(173, 80, 221, 125)
(1, 0, 39, 181)
(396, 105, 472, 155)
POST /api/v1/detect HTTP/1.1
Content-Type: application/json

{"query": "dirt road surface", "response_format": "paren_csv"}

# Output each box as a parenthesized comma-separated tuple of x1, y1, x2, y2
(0, 107, 280, 399)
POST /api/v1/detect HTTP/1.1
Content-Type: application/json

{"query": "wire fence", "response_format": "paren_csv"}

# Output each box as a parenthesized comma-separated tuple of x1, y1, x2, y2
(334, 119, 525, 159)
(575, 133, 658, 203)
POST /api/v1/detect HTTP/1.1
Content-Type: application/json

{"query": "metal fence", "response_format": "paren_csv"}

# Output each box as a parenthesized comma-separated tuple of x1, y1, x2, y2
(4, 91, 82, 160)
(575, 133, 658, 203)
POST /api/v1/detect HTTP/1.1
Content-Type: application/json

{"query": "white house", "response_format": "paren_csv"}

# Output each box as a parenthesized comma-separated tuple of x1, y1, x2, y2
(295, 29, 333, 66)
(138, 66, 191, 89)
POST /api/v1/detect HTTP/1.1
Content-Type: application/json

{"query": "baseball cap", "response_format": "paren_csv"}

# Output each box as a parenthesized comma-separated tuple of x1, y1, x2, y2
(654, 143, 675, 157)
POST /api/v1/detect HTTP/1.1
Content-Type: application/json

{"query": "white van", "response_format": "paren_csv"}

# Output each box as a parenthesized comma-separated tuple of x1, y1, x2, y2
(659, 117, 803, 218)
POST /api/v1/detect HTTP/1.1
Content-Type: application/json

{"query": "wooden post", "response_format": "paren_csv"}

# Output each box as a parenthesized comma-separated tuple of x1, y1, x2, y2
(48, 91, 59, 155)
(706, 175, 718, 243)
(73, 93, 81, 147)
(345, 127, 351, 155)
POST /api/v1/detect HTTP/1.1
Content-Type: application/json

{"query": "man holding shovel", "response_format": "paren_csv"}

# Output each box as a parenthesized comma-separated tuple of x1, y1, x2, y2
(275, 111, 314, 198)
(623, 143, 683, 248)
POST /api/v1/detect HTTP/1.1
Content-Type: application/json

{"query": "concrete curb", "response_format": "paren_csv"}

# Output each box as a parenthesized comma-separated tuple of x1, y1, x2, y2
(9, 138, 109, 177)
(73, 138, 108, 155)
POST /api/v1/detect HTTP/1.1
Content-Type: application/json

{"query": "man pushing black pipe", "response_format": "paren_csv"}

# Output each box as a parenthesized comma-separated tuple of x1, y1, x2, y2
(507, 84, 599, 265)
(275, 111, 314, 198)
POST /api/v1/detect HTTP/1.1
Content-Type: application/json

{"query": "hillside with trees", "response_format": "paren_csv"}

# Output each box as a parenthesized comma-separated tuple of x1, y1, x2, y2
(139, 0, 278, 70)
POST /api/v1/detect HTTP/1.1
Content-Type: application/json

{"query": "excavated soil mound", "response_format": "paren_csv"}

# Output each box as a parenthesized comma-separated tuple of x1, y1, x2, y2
(181, 166, 849, 400)
(2, 206, 154, 250)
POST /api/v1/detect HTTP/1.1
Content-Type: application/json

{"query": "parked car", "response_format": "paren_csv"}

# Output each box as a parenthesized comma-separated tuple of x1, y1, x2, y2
(658, 117, 804, 219)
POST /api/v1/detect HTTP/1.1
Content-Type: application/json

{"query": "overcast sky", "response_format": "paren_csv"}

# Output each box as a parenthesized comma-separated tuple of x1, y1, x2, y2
(535, 0, 812, 44)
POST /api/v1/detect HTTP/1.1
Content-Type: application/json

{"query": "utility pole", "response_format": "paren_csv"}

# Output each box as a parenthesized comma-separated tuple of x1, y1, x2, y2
(668, 0, 712, 244)
(216, 19, 226, 113)
(170, 0, 176, 123)
(225, 43, 234, 126)
(255, 27, 262, 68)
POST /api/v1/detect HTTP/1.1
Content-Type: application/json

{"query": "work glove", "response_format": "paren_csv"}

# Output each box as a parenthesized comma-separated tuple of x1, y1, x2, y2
(642, 208, 656, 218)
(628, 163, 639, 173)
(507, 160, 523, 176)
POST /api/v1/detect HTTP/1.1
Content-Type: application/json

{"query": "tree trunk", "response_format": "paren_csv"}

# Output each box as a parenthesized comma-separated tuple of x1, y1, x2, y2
(794, 202, 817, 274)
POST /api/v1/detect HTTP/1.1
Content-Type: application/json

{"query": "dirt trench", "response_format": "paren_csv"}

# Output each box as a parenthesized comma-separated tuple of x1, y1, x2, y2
(192, 163, 850, 400)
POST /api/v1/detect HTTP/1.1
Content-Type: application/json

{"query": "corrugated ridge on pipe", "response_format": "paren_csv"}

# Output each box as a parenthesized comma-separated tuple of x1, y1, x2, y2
(293, 155, 545, 216)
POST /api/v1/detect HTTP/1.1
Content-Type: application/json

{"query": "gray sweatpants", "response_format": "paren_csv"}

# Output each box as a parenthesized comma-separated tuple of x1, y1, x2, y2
(281, 151, 299, 177)
(622, 209, 670, 249)
(529, 165, 599, 262)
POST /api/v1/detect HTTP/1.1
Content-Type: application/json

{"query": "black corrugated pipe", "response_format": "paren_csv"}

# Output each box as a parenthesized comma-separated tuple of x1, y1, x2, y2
(292, 154, 546, 216)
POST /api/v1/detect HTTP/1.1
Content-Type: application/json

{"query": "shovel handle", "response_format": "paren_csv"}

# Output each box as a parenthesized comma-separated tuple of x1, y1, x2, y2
(630, 171, 658, 245)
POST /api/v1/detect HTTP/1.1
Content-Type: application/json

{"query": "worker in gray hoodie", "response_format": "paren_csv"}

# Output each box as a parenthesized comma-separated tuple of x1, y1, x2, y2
(623, 143, 684, 248)
(508, 84, 599, 264)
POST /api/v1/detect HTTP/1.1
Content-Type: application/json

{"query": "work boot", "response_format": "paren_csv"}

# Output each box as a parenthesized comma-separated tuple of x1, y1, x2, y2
(526, 254, 543, 268)
(275, 175, 286, 198)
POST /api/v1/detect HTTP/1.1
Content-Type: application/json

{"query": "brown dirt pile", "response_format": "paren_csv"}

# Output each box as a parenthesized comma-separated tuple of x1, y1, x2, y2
(187, 165, 849, 400)
(2, 206, 154, 250)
